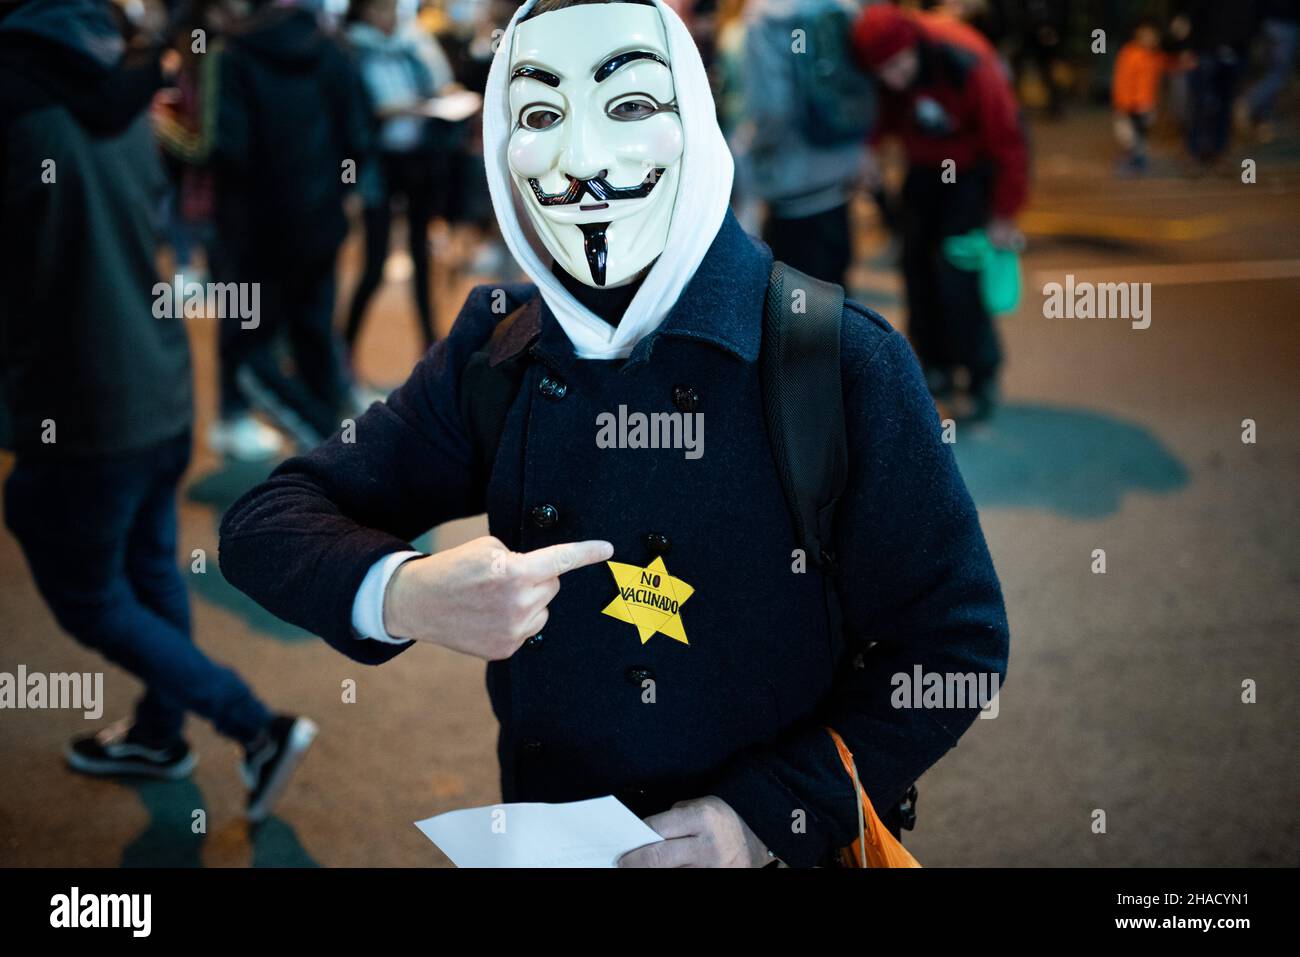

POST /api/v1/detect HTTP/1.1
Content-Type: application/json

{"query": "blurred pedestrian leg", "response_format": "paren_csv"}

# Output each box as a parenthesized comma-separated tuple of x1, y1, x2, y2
(901, 166, 1001, 407)
(345, 151, 441, 351)
(1244, 10, 1300, 134)
(762, 202, 854, 289)
(214, 249, 350, 452)
(4, 434, 273, 749)
(1187, 51, 1242, 163)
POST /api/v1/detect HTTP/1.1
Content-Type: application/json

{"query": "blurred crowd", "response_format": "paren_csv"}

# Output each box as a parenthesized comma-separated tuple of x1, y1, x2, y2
(5, 0, 1294, 459)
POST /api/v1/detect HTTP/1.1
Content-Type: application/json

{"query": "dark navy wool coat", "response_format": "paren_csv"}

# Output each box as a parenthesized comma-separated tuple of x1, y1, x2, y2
(219, 210, 1009, 867)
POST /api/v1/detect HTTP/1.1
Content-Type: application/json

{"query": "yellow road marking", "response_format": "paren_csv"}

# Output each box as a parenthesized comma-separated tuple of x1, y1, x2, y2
(1022, 210, 1228, 242)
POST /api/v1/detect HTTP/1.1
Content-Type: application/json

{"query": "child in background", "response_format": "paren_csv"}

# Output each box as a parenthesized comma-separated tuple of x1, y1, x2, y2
(1112, 19, 1170, 174)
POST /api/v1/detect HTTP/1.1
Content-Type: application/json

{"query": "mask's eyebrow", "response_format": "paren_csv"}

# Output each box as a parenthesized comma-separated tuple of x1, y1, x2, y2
(594, 50, 668, 83)
(511, 64, 561, 88)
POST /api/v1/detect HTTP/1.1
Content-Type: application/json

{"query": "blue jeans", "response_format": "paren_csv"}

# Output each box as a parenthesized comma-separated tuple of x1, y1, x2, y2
(1246, 18, 1300, 124)
(4, 431, 271, 746)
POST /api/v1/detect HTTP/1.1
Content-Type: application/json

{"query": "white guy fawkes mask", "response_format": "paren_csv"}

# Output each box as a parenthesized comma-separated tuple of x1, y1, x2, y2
(506, 3, 684, 288)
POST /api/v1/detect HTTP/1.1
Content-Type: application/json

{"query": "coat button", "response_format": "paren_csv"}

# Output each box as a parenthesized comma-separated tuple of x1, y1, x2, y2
(530, 503, 559, 528)
(538, 374, 567, 401)
(626, 665, 655, 686)
(644, 532, 671, 555)
(520, 737, 543, 753)
(672, 384, 700, 413)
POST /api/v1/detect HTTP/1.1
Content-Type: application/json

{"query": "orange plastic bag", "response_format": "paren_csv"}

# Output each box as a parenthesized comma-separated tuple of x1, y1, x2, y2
(826, 727, 921, 868)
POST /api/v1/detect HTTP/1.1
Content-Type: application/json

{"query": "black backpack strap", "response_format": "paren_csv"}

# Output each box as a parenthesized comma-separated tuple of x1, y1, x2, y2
(760, 260, 848, 573)
(763, 261, 903, 821)
(459, 297, 544, 484)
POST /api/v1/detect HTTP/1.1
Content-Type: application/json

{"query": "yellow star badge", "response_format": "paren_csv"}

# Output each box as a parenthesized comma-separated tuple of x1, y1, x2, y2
(602, 556, 694, 645)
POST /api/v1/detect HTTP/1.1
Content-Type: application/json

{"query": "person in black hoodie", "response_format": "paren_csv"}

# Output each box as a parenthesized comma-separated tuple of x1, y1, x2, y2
(210, 0, 372, 451)
(0, 0, 314, 821)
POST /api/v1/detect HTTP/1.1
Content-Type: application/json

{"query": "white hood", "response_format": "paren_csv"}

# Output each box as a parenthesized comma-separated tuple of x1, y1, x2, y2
(482, 0, 735, 360)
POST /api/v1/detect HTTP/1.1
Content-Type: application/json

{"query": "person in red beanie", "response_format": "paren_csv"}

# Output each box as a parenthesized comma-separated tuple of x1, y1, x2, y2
(853, 3, 1028, 421)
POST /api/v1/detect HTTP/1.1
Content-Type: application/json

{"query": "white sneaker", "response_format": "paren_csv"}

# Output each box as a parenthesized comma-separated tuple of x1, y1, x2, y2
(243, 716, 318, 823)
(208, 415, 285, 462)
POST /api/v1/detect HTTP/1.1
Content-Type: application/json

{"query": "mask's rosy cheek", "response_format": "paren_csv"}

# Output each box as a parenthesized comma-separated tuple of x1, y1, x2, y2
(610, 116, 684, 170)
(508, 131, 558, 180)
(650, 119, 685, 166)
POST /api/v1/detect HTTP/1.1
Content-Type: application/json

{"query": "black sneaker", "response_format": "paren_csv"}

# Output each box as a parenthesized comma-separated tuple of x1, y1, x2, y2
(242, 715, 317, 823)
(66, 720, 197, 780)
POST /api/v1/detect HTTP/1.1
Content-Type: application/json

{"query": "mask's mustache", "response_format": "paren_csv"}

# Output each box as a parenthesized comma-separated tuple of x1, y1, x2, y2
(528, 168, 666, 207)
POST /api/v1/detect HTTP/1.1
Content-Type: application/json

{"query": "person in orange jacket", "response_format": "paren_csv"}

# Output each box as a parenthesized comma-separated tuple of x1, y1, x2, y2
(1112, 18, 1171, 174)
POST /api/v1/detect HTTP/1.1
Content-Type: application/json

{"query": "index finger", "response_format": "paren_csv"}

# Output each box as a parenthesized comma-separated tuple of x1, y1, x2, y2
(513, 540, 614, 580)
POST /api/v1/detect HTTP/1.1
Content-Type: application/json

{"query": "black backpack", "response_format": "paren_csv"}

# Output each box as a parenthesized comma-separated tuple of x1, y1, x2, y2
(459, 261, 847, 577)
(791, 6, 878, 147)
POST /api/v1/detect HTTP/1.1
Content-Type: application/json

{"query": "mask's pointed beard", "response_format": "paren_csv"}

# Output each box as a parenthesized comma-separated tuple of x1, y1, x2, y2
(577, 221, 611, 286)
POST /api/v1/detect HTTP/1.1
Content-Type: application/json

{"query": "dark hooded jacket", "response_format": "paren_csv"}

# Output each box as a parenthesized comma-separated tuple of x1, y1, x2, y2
(213, 5, 370, 269)
(0, 0, 191, 456)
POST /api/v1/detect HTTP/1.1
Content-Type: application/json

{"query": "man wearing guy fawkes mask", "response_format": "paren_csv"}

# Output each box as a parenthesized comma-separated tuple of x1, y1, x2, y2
(222, 0, 1009, 867)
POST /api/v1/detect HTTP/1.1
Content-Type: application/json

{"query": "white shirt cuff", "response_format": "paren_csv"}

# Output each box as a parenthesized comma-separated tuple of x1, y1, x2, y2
(351, 550, 424, 644)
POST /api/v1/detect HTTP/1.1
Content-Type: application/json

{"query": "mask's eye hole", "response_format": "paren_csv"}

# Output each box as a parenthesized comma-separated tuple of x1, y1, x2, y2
(607, 98, 657, 121)
(521, 106, 563, 130)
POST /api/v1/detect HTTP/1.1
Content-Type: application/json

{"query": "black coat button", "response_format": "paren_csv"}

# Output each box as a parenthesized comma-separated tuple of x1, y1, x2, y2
(520, 737, 543, 753)
(644, 532, 671, 555)
(530, 503, 559, 528)
(538, 374, 567, 401)
(626, 666, 655, 686)
(672, 384, 700, 413)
